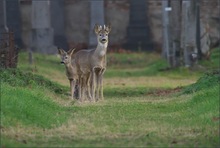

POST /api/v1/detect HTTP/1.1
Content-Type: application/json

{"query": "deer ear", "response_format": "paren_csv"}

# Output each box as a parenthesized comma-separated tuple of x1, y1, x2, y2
(94, 24, 100, 34)
(67, 48, 76, 55)
(105, 23, 111, 33)
(58, 47, 64, 55)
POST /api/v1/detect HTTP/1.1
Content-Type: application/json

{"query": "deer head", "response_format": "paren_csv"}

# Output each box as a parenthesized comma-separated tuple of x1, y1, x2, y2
(94, 24, 111, 44)
(58, 48, 75, 65)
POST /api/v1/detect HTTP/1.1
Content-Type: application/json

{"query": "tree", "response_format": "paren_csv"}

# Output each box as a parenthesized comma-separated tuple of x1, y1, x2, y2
(31, 0, 56, 54)
(0, 0, 8, 34)
(181, 0, 197, 67)
(170, 0, 182, 67)
(89, 0, 104, 48)
(162, 0, 171, 66)
(163, 0, 200, 68)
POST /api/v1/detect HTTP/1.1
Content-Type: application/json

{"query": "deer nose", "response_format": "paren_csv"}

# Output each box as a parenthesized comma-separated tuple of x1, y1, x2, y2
(60, 61, 64, 64)
(102, 39, 106, 42)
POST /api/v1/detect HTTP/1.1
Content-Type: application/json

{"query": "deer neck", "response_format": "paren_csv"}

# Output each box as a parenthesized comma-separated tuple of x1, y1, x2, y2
(65, 63, 74, 75)
(95, 41, 108, 57)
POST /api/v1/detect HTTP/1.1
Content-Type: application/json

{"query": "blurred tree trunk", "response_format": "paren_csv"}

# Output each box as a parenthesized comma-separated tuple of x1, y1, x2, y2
(89, 0, 104, 48)
(195, 0, 202, 60)
(162, 0, 171, 66)
(31, 0, 56, 54)
(50, 0, 68, 50)
(170, 0, 182, 67)
(5, 0, 22, 47)
(0, 0, 8, 34)
(181, 0, 197, 67)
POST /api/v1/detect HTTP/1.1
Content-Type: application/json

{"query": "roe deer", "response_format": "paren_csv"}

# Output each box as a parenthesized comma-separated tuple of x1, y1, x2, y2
(58, 48, 79, 100)
(58, 47, 91, 102)
(74, 24, 111, 101)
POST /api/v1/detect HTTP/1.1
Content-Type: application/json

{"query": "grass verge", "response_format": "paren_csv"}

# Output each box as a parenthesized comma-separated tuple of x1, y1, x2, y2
(1, 50, 219, 147)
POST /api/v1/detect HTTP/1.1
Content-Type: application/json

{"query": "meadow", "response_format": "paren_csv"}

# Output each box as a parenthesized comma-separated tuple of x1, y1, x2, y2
(1, 48, 219, 147)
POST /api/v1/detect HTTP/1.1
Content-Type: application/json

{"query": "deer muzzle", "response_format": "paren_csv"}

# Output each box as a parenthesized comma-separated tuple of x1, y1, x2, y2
(101, 38, 107, 43)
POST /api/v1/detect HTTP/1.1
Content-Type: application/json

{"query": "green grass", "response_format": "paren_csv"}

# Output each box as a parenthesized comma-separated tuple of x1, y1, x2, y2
(107, 52, 161, 69)
(183, 70, 220, 94)
(106, 52, 203, 78)
(17, 51, 203, 80)
(199, 47, 220, 70)
(1, 83, 71, 128)
(1, 49, 219, 147)
(0, 68, 68, 94)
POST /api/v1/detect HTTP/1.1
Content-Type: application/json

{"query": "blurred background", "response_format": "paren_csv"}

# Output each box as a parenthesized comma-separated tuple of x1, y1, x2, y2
(1, 1, 220, 147)
(0, 0, 219, 68)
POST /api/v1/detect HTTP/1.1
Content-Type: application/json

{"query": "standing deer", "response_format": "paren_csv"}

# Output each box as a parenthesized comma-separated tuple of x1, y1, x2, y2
(58, 48, 80, 100)
(74, 24, 111, 101)
(58, 47, 92, 102)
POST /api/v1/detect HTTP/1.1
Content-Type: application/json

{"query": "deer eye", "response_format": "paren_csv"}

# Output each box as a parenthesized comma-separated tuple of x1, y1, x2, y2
(65, 56, 68, 59)
(99, 34, 102, 36)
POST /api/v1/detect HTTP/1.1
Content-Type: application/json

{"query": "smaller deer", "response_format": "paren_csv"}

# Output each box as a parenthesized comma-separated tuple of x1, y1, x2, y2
(58, 48, 79, 100)
(58, 48, 91, 102)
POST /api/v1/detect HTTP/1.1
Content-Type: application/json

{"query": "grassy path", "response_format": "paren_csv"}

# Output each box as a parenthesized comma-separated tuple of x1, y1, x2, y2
(1, 51, 219, 147)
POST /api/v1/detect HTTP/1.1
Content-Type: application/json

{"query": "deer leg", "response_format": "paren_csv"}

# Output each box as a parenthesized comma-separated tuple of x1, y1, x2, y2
(91, 68, 96, 102)
(72, 79, 77, 100)
(82, 75, 88, 102)
(99, 73, 103, 100)
(100, 76, 103, 100)
(69, 79, 74, 100)
(90, 72, 95, 102)
(97, 72, 101, 101)
(78, 76, 82, 102)
(100, 68, 105, 100)
(83, 76, 87, 101)
(81, 76, 85, 102)
(86, 73, 92, 102)
(95, 68, 104, 101)
(95, 71, 100, 102)
(74, 79, 79, 100)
